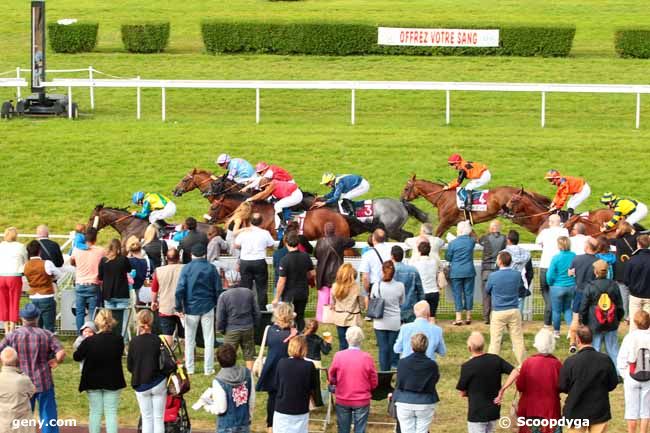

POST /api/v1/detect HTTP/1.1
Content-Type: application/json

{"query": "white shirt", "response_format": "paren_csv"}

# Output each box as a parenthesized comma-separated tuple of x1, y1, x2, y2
(617, 329, 650, 377)
(570, 234, 588, 255)
(536, 226, 569, 268)
(235, 226, 275, 261)
(359, 242, 392, 285)
(409, 256, 439, 293)
(404, 235, 445, 260)
(0, 241, 28, 275)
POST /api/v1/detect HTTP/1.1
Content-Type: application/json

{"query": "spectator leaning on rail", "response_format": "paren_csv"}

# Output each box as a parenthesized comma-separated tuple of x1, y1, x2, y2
(175, 243, 223, 376)
(404, 223, 444, 260)
(0, 303, 66, 433)
(409, 241, 442, 320)
(35, 224, 64, 268)
(70, 227, 105, 333)
(486, 251, 527, 366)
(536, 214, 569, 328)
(0, 346, 35, 433)
(445, 221, 476, 326)
(479, 220, 507, 324)
(391, 245, 424, 324)
(23, 240, 62, 333)
(624, 234, 650, 332)
(393, 300, 446, 362)
(0, 227, 27, 333)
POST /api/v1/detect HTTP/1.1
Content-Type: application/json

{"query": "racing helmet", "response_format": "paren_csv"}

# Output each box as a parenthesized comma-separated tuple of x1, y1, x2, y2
(255, 161, 270, 173)
(216, 153, 231, 165)
(447, 153, 462, 165)
(132, 191, 145, 204)
(320, 173, 336, 185)
(600, 192, 618, 205)
(544, 169, 561, 182)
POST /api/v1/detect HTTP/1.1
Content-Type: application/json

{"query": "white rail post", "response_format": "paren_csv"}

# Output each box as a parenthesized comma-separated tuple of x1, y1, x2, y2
(88, 66, 95, 110)
(541, 91, 546, 128)
(67, 86, 73, 119)
(445, 90, 450, 125)
(351, 89, 356, 125)
(15, 67, 21, 100)
(136, 76, 141, 120)
(161, 87, 166, 122)
(255, 88, 260, 124)
(636, 93, 641, 129)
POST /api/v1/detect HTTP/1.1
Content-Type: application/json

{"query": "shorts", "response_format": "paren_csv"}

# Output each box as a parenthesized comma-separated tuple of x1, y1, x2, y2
(624, 376, 650, 419)
(223, 328, 255, 361)
(159, 315, 185, 338)
(571, 291, 584, 313)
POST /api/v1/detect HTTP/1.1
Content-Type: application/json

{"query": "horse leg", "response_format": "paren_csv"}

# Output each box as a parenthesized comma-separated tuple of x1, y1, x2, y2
(435, 219, 455, 238)
(388, 228, 414, 242)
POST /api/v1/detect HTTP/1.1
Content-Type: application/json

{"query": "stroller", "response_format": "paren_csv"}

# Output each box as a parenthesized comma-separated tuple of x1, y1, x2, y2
(138, 394, 191, 433)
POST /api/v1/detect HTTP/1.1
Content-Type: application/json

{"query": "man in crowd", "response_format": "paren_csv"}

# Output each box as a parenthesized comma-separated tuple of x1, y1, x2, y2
(70, 227, 105, 332)
(559, 326, 618, 433)
(151, 248, 184, 346)
(570, 222, 588, 255)
(216, 270, 260, 369)
(0, 347, 35, 433)
(23, 241, 62, 333)
(35, 224, 64, 268)
(234, 213, 275, 309)
(359, 228, 391, 296)
(393, 300, 446, 361)
(273, 231, 315, 331)
(624, 234, 650, 331)
(569, 237, 598, 352)
(179, 217, 209, 264)
(391, 245, 424, 324)
(404, 222, 444, 260)
(0, 304, 65, 433)
(176, 244, 222, 375)
(486, 251, 526, 366)
(479, 220, 507, 324)
(536, 214, 569, 327)
(502, 230, 533, 313)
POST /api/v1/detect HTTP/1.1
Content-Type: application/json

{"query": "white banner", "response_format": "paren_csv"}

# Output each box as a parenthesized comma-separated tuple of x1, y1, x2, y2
(377, 27, 500, 47)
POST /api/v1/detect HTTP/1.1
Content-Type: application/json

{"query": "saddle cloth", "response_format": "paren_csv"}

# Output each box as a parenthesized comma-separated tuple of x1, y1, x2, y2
(349, 200, 374, 223)
(455, 190, 489, 212)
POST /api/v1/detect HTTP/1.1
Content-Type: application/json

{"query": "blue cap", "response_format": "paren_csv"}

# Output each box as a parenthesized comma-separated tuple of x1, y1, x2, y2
(20, 303, 41, 320)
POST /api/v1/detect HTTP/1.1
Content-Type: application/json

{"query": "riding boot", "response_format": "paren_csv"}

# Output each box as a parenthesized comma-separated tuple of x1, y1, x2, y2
(464, 191, 473, 212)
(567, 208, 575, 218)
(341, 199, 355, 216)
(276, 211, 287, 229)
(154, 220, 165, 238)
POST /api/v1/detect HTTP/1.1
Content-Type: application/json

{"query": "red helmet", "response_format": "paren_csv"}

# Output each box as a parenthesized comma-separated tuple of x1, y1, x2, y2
(255, 161, 270, 173)
(447, 153, 462, 165)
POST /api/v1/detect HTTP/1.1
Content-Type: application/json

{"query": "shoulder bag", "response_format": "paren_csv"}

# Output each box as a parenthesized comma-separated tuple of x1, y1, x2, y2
(159, 335, 178, 377)
(252, 325, 270, 379)
(366, 281, 385, 319)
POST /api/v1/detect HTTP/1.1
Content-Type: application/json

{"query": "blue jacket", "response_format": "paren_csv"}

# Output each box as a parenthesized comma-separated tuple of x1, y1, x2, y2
(175, 258, 222, 315)
(323, 174, 363, 204)
(445, 235, 476, 278)
(394, 262, 424, 323)
(486, 267, 525, 311)
(227, 158, 255, 180)
(393, 352, 440, 405)
(546, 250, 576, 287)
(393, 318, 446, 361)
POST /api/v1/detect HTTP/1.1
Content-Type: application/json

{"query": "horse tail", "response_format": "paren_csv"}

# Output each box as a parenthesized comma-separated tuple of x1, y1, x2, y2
(401, 200, 430, 223)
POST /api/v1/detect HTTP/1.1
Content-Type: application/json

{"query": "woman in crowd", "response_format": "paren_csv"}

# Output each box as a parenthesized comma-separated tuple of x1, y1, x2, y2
(98, 239, 132, 338)
(516, 328, 563, 433)
(256, 303, 297, 433)
(127, 309, 166, 433)
(302, 319, 332, 369)
(546, 236, 576, 338)
(330, 263, 364, 350)
(329, 326, 378, 433)
(370, 260, 404, 371)
(409, 241, 441, 321)
(207, 225, 229, 272)
(613, 222, 638, 323)
(595, 236, 616, 280)
(273, 336, 318, 433)
(126, 236, 152, 303)
(445, 221, 476, 325)
(393, 333, 440, 433)
(73, 309, 126, 433)
(617, 310, 650, 433)
(0, 227, 27, 333)
(142, 224, 168, 271)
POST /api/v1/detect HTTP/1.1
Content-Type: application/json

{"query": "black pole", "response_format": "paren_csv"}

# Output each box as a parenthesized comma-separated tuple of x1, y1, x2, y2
(31, 0, 46, 99)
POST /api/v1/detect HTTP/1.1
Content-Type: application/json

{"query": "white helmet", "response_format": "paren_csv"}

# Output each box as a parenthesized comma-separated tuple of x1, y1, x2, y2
(216, 153, 231, 165)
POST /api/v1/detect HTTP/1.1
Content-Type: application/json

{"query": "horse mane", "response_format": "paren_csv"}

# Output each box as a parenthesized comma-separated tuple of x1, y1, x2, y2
(415, 178, 446, 188)
(191, 167, 213, 176)
(524, 190, 552, 207)
(223, 192, 252, 201)
(99, 205, 130, 213)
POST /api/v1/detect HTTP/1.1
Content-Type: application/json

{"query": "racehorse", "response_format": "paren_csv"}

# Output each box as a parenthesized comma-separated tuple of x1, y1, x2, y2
(400, 175, 553, 236)
(206, 193, 351, 240)
(172, 168, 238, 200)
(88, 204, 212, 241)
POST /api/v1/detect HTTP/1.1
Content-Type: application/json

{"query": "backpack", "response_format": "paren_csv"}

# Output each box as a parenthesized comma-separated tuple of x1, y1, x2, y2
(631, 347, 650, 382)
(594, 292, 616, 329)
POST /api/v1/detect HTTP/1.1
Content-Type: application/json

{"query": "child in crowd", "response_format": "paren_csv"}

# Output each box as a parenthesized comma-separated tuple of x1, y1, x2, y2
(303, 319, 332, 369)
(172, 223, 189, 243)
(73, 321, 96, 371)
(70, 223, 88, 253)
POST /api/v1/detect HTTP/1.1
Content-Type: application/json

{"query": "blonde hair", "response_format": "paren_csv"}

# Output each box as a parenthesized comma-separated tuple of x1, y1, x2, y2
(273, 303, 294, 328)
(126, 235, 142, 253)
(106, 239, 122, 261)
(136, 309, 154, 331)
(332, 263, 358, 301)
(227, 202, 252, 232)
(143, 225, 158, 245)
(411, 333, 429, 353)
(94, 309, 117, 332)
(288, 335, 307, 358)
(3, 227, 18, 242)
(557, 236, 570, 251)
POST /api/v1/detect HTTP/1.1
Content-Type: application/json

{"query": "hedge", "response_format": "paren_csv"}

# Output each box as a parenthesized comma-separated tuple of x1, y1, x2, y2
(615, 29, 650, 58)
(48, 22, 98, 53)
(121, 22, 170, 53)
(201, 21, 575, 57)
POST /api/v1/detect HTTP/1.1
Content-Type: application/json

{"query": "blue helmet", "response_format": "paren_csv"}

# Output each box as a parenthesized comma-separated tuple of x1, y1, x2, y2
(132, 191, 145, 204)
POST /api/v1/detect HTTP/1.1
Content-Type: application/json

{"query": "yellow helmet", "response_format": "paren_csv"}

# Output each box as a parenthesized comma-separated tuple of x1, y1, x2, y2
(321, 173, 336, 185)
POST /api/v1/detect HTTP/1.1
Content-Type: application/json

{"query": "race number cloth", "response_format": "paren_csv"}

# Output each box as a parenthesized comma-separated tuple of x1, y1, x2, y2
(456, 190, 489, 212)
(354, 200, 374, 223)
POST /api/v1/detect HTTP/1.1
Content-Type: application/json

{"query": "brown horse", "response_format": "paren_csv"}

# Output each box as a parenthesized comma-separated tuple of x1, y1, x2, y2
(400, 175, 553, 236)
(564, 212, 618, 238)
(172, 168, 237, 200)
(206, 194, 351, 240)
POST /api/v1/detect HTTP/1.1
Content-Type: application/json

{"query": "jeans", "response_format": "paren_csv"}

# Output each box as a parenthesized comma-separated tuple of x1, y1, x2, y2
(283, 296, 307, 332)
(185, 309, 215, 374)
(396, 404, 435, 433)
(593, 329, 619, 366)
(87, 389, 121, 433)
(240, 259, 268, 308)
(539, 268, 552, 326)
(451, 277, 475, 312)
(617, 282, 630, 320)
(31, 297, 56, 332)
(135, 379, 166, 433)
(336, 326, 349, 350)
(550, 285, 574, 331)
(335, 404, 369, 433)
(374, 329, 398, 371)
(31, 386, 59, 433)
(75, 284, 99, 333)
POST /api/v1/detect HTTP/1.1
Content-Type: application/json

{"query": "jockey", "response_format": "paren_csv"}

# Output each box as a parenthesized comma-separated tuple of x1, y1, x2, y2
(443, 153, 491, 211)
(544, 169, 591, 218)
(215, 153, 255, 183)
(242, 161, 294, 192)
(246, 180, 303, 229)
(313, 173, 370, 215)
(600, 192, 648, 231)
(131, 191, 177, 230)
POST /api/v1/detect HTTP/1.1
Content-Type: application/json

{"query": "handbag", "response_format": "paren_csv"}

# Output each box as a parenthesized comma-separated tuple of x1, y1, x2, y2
(437, 262, 449, 290)
(366, 281, 385, 320)
(321, 304, 335, 324)
(252, 325, 270, 379)
(159, 336, 177, 377)
(387, 393, 397, 418)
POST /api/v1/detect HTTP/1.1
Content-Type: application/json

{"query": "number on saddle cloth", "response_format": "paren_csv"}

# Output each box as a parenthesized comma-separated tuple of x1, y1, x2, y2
(455, 189, 488, 211)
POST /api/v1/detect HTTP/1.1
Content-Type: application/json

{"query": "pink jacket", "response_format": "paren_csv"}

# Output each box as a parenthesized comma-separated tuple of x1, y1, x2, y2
(328, 348, 378, 407)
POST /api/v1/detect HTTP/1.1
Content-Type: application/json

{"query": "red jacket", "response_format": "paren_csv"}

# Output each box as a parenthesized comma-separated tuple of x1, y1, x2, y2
(516, 353, 562, 433)
(328, 348, 378, 407)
